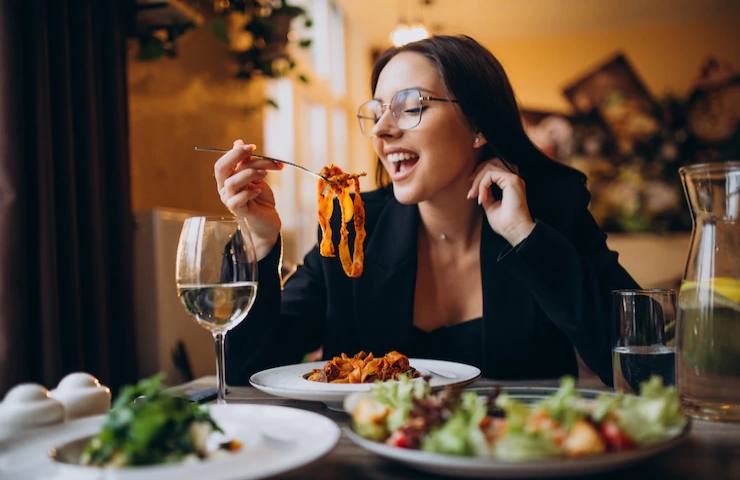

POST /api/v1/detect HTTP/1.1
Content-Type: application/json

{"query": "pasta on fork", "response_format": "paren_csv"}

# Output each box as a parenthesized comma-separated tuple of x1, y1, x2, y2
(317, 164, 367, 278)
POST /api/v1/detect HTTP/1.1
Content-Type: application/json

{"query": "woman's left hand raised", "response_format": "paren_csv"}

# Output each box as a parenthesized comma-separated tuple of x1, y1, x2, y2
(467, 158, 536, 246)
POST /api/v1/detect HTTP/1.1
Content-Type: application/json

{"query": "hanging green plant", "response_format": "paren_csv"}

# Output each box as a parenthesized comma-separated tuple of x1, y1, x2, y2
(209, 0, 313, 83)
(132, 0, 312, 86)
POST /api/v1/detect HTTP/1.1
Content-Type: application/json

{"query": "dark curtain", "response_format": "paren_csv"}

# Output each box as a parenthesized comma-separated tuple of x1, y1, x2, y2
(0, 0, 137, 394)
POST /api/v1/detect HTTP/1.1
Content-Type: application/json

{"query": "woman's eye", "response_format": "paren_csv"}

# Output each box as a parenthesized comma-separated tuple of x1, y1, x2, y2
(403, 107, 423, 114)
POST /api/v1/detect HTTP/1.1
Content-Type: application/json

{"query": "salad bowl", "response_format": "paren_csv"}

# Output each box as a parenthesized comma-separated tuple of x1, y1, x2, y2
(344, 381, 690, 478)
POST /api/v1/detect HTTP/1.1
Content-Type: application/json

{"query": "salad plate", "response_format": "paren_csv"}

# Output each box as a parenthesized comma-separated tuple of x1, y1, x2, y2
(249, 358, 481, 409)
(345, 426, 687, 478)
(344, 380, 690, 478)
(0, 404, 340, 480)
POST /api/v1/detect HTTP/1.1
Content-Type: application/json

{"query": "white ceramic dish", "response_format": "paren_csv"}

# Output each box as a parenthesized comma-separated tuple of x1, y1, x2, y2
(49, 372, 111, 420)
(343, 386, 690, 478)
(0, 404, 340, 480)
(249, 359, 481, 409)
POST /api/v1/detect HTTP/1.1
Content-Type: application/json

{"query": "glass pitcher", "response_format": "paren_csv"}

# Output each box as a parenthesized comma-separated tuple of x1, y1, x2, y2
(677, 161, 740, 422)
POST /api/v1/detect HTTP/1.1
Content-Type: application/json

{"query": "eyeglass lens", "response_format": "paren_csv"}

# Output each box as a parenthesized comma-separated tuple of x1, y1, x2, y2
(357, 89, 422, 135)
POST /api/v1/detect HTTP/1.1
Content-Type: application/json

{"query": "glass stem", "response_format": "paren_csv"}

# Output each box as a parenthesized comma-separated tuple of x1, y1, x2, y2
(214, 332, 227, 404)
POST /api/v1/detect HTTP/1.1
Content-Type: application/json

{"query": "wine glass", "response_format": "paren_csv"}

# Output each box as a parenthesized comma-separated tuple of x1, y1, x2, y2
(175, 217, 258, 404)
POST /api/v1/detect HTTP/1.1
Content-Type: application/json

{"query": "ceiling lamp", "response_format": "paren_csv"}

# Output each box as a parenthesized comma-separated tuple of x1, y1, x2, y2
(389, 0, 430, 47)
(390, 22, 429, 47)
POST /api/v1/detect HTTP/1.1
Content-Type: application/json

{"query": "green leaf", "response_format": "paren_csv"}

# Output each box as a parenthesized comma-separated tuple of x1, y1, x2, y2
(298, 73, 309, 84)
(304, 18, 314, 28)
(265, 98, 279, 109)
(534, 376, 586, 429)
(592, 393, 622, 422)
(614, 376, 687, 445)
(298, 38, 312, 48)
(210, 18, 229, 44)
(371, 375, 429, 431)
(493, 432, 560, 460)
(421, 392, 489, 456)
(495, 394, 530, 432)
(138, 37, 165, 61)
(81, 373, 220, 467)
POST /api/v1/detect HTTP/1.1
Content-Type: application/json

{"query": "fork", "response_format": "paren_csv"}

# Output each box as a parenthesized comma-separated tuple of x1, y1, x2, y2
(194, 146, 336, 184)
(424, 368, 458, 379)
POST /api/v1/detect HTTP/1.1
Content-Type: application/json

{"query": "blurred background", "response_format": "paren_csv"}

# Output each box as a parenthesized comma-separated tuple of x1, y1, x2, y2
(1, 0, 738, 394)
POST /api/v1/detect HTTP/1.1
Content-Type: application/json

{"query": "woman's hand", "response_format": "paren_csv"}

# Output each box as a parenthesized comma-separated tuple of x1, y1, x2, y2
(467, 158, 536, 246)
(214, 140, 284, 259)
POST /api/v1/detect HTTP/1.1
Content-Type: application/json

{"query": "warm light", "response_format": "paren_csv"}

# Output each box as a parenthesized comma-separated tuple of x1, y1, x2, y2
(390, 21, 429, 47)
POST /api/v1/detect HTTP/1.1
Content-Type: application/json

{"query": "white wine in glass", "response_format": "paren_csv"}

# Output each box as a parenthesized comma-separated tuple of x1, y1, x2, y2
(175, 217, 258, 404)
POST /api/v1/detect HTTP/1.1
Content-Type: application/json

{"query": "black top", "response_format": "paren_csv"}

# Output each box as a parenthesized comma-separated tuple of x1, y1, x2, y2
(225, 166, 639, 387)
(408, 319, 483, 368)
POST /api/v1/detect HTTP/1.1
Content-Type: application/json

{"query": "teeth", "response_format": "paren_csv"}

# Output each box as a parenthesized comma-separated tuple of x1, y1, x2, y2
(387, 152, 419, 163)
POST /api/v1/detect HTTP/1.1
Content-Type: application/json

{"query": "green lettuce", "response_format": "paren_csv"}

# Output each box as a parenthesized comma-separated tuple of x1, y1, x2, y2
(592, 392, 622, 423)
(371, 375, 430, 431)
(614, 376, 687, 445)
(534, 377, 587, 429)
(81, 374, 219, 466)
(493, 432, 560, 460)
(494, 394, 530, 433)
(421, 392, 489, 456)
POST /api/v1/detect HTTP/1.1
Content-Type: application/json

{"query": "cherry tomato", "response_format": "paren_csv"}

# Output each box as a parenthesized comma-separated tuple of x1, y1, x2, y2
(387, 431, 412, 449)
(600, 420, 636, 451)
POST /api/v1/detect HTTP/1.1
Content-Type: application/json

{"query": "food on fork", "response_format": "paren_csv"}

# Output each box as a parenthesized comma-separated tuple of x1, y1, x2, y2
(306, 351, 422, 384)
(318, 164, 367, 278)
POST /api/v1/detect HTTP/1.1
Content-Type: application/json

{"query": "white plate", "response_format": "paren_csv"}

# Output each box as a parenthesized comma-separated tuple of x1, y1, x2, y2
(249, 359, 481, 408)
(0, 404, 340, 480)
(343, 386, 690, 478)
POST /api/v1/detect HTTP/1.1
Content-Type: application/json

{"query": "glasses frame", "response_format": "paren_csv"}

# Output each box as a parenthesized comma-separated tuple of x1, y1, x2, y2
(357, 87, 459, 136)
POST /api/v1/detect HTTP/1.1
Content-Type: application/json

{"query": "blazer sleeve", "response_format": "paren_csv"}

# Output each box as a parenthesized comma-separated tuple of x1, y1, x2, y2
(225, 236, 327, 384)
(496, 182, 639, 386)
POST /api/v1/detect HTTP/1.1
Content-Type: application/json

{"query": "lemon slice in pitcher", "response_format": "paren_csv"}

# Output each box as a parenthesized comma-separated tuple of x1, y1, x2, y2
(679, 277, 740, 310)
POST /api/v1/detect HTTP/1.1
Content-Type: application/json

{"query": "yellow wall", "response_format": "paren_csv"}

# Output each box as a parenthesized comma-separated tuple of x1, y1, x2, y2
(128, 27, 265, 214)
(129, 15, 740, 204)
(485, 18, 740, 112)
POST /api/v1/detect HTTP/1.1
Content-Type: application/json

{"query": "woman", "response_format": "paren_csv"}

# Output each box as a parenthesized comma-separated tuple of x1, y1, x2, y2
(214, 35, 638, 386)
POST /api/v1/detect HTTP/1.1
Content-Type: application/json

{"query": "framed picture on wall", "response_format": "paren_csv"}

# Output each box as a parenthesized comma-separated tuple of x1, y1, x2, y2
(563, 53, 654, 114)
(563, 53, 659, 154)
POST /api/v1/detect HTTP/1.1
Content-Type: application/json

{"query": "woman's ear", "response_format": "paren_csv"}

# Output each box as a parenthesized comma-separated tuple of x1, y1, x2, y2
(473, 132, 488, 148)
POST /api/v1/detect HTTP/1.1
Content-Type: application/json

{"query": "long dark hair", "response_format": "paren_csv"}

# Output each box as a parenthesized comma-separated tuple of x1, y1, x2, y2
(370, 35, 577, 188)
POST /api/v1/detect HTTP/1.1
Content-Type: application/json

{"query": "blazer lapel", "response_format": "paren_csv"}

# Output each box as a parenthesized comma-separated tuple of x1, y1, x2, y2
(353, 198, 419, 353)
(480, 221, 538, 378)
(351, 196, 539, 374)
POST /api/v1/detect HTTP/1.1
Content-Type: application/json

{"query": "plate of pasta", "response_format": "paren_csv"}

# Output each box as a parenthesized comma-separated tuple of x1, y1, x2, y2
(249, 351, 481, 409)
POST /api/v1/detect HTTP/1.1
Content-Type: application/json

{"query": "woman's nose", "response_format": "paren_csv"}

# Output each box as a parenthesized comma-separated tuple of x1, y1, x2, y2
(370, 108, 401, 139)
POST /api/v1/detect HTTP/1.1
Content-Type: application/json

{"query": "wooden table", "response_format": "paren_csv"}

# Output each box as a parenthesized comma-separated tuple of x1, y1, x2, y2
(176, 377, 740, 480)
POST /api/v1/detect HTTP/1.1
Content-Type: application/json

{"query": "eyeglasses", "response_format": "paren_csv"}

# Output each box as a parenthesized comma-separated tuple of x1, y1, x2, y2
(357, 88, 458, 137)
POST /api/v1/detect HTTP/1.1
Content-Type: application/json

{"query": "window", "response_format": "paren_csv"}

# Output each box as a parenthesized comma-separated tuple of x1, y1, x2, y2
(263, 0, 349, 266)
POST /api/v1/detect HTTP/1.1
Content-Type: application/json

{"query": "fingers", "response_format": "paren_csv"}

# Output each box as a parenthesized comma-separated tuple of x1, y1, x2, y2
(467, 163, 507, 199)
(467, 159, 524, 205)
(236, 157, 284, 172)
(221, 168, 267, 198)
(224, 188, 262, 213)
(215, 141, 255, 190)
(214, 141, 284, 190)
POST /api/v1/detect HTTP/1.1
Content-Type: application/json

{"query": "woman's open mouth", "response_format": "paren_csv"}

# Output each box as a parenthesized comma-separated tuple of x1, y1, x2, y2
(387, 152, 419, 181)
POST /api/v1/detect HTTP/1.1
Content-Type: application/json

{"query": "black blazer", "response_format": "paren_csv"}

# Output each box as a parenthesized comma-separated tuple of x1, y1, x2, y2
(225, 168, 639, 386)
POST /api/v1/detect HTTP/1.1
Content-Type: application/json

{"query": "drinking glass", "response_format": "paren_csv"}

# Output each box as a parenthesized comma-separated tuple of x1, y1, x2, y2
(612, 289, 677, 393)
(176, 217, 258, 404)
